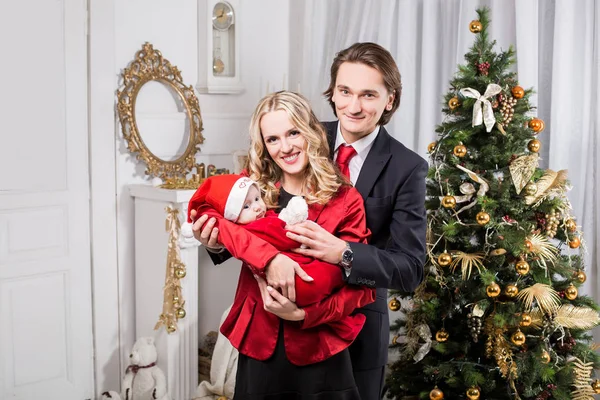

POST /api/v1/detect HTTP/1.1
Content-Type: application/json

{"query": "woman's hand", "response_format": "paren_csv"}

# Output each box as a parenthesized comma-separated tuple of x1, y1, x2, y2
(190, 209, 224, 252)
(255, 275, 305, 321)
(265, 253, 313, 303)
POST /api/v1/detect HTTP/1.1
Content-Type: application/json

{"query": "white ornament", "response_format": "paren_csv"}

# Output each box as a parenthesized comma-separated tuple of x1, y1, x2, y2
(180, 222, 194, 239)
(278, 196, 308, 225)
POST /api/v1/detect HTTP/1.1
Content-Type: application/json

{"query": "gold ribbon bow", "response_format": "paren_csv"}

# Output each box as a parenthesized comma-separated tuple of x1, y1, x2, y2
(460, 84, 502, 132)
(413, 324, 433, 362)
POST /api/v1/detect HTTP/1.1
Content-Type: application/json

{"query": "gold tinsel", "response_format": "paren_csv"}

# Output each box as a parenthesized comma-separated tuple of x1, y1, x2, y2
(571, 357, 595, 400)
(530, 305, 600, 330)
(524, 169, 569, 205)
(509, 154, 539, 194)
(484, 318, 518, 388)
(154, 206, 187, 333)
(450, 251, 486, 280)
(516, 283, 560, 315)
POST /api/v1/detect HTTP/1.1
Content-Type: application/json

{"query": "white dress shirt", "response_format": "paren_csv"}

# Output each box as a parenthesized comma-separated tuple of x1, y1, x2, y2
(333, 124, 380, 185)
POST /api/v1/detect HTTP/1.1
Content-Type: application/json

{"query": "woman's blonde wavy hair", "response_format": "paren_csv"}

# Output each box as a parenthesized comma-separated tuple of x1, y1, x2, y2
(247, 91, 348, 208)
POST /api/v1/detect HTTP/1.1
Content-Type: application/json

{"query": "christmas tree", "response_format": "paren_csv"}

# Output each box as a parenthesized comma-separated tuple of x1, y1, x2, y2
(386, 8, 600, 400)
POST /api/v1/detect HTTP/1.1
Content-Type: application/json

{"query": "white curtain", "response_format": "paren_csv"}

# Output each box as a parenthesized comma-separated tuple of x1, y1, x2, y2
(290, 0, 600, 304)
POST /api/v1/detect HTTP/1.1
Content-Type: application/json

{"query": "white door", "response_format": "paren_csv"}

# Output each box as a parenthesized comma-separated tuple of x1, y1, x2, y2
(0, 0, 94, 399)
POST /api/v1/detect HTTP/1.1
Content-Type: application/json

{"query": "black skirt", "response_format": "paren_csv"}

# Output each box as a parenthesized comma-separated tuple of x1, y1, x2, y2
(234, 324, 361, 400)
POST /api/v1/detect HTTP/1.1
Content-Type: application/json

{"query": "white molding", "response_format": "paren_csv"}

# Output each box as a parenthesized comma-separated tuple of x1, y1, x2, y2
(196, 84, 245, 94)
(89, 0, 121, 396)
(128, 184, 196, 204)
(201, 112, 250, 119)
(134, 112, 250, 120)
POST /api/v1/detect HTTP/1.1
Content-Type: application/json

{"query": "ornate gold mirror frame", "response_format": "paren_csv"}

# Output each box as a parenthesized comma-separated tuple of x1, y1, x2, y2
(117, 42, 205, 180)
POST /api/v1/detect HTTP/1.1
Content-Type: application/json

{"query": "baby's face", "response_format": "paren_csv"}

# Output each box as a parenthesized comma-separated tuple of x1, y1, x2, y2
(237, 184, 267, 224)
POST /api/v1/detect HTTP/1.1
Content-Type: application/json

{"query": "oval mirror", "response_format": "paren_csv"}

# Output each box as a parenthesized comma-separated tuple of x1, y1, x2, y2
(117, 42, 204, 179)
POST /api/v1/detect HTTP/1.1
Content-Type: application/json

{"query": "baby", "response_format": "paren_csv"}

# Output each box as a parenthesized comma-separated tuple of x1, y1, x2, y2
(186, 174, 349, 307)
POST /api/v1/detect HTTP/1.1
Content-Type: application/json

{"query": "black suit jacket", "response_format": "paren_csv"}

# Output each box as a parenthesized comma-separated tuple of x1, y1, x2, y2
(324, 121, 427, 370)
(208, 121, 427, 369)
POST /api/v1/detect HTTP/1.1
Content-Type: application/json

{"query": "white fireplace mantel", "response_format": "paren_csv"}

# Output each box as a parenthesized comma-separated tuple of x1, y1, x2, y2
(129, 184, 200, 400)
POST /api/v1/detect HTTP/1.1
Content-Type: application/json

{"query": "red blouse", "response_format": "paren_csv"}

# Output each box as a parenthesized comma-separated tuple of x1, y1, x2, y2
(192, 185, 375, 365)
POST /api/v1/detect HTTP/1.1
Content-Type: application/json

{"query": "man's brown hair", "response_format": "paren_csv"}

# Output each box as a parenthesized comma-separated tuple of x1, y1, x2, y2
(323, 42, 402, 126)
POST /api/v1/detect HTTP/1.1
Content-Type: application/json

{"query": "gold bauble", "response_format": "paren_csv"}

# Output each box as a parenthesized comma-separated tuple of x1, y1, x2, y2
(469, 20, 482, 33)
(466, 387, 481, 400)
(504, 284, 519, 298)
(575, 270, 587, 283)
(515, 260, 530, 275)
(176, 307, 186, 319)
(453, 144, 467, 158)
(476, 211, 490, 225)
(428, 141, 437, 153)
(511, 86, 525, 99)
(568, 237, 581, 249)
(388, 298, 401, 311)
(486, 282, 501, 298)
(392, 335, 399, 345)
(523, 182, 538, 196)
(524, 240, 533, 252)
(438, 252, 452, 266)
(511, 329, 526, 346)
(541, 350, 551, 364)
(528, 118, 545, 133)
(528, 139, 541, 153)
(566, 219, 577, 232)
(565, 284, 578, 300)
(592, 380, 600, 394)
(448, 97, 460, 110)
(167, 324, 177, 334)
(520, 313, 532, 327)
(175, 267, 187, 279)
(435, 329, 449, 343)
(173, 295, 180, 303)
(441, 195, 456, 209)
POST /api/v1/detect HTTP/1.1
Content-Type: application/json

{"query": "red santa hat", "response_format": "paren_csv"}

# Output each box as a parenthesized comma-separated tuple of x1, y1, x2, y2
(187, 174, 258, 223)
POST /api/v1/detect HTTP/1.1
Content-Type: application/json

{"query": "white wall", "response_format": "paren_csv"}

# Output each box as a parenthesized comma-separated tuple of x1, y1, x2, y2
(95, 0, 290, 393)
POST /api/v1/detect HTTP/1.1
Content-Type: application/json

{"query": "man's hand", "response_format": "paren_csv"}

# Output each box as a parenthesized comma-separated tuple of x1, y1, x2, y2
(190, 209, 224, 251)
(255, 275, 305, 321)
(265, 253, 313, 303)
(285, 220, 347, 264)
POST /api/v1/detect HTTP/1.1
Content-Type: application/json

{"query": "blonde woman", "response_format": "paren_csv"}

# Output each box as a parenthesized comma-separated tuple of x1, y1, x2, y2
(193, 92, 374, 399)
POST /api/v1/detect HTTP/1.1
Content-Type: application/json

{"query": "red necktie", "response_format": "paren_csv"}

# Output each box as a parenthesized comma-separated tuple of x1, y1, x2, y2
(336, 144, 357, 179)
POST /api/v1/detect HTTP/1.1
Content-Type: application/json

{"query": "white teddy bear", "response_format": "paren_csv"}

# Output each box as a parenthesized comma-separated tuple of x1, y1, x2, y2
(102, 337, 171, 400)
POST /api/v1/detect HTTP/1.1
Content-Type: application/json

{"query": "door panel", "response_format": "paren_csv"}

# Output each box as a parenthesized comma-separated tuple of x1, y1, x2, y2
(0, 0, 93, 399)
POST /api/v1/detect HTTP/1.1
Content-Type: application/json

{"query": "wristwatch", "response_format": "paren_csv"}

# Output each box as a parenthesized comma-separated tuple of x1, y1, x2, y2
(339, 242, 354, 274)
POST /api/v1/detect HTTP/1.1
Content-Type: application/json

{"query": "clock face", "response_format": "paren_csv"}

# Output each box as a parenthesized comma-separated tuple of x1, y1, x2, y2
(212, 2, 234, 31)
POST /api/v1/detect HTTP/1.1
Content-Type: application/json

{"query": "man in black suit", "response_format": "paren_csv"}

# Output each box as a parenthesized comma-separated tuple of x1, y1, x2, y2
(193, 43, 427, 400)
(282, 42, 427, 400)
